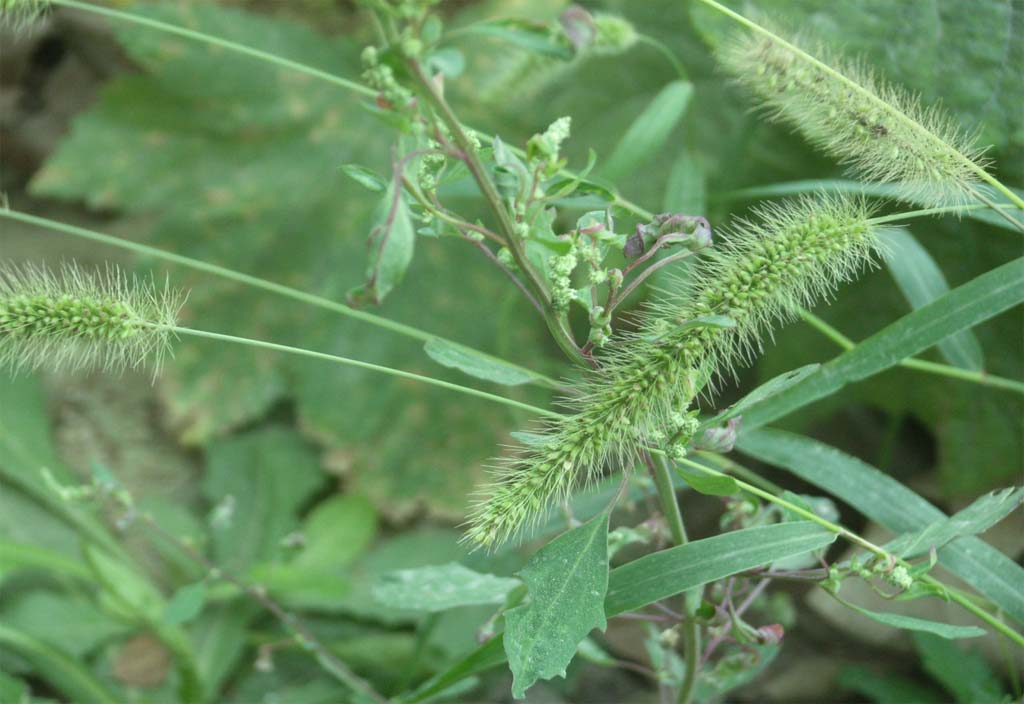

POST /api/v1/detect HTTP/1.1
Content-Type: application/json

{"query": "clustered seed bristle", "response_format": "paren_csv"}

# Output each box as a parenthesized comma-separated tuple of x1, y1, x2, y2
(0, 262, 181, 374)
(718, 30, 987, 208)
(466, 195, 880, 547)
(1, 0, 49, 31)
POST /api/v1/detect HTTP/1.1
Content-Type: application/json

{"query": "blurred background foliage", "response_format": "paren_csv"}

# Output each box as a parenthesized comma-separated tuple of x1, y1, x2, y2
(1, 0, 1020, 702)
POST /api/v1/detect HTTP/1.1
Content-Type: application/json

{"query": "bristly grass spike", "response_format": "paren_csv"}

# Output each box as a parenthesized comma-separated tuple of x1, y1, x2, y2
(0, 261, 182, 374)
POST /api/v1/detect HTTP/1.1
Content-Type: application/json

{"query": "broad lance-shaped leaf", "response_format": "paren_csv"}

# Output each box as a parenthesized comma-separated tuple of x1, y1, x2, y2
(423, 338, 534, 386)
(349, 179, 416, 306)
(504, 510, 610, 698)
(882, 228, 983, 371)
(737, 429, 1024, 625)
(884, 486, 1024, 559)
(740, 257, 1024, 429)
(373, 563, 520, 612)
(600, 80, 694, 182)
(605, 522, 836, 616)
(912, 633, 1006, 704)
(833, 597, 985, 640)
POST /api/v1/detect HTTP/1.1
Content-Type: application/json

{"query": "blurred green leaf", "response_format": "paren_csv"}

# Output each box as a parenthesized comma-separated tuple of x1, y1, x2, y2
(373, 563, 520, 612)
(837, 665, 944, 704)
(455, 18, 574, 60)
(294, 494, 378, 570)
(505, 510, 610, 698)
(605, 523, 837, 616)
(883, 228, 983, 370)
(340, 164, 388, 192)
(703, 363, 820, 427)
(737, 429, 1024, 624)
(0, 625, 120, 704)
(163, 581, 208, 626)
(600, 80, 693, 183)
(1, 591, 129, 657)
(674, 466, 739, 496)
(83, 543, 165, 621)
(663, 147, 706, 214)
(0, 672, 29, 704)
(912, 633, 1007, 704)
(201, 426, 326, 571)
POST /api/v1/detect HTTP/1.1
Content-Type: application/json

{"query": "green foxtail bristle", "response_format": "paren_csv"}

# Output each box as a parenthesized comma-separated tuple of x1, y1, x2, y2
(0, 0, 49, 31)
(717, 30, 988, 208)
(465, 194, 881, 547)
(0, 262, 181, 374)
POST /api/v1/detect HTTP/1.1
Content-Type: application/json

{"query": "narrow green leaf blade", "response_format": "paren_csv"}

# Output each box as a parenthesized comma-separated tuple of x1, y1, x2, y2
(885, 486, 1024, 559)
(163, 581, 208, 626)
(913, 633, 1006, 704)
(504, 511, 610, 698)
(742, 257, 1024, 428)
(373, 563, 520, 612)
(737, 429, 1024, 624)
(600, 81, 693, 182)
(662, 147, 706, 215)
(605, 522, 836, 616)
(423, 338, 534, 386)
(883, 228, 983, 370)
(675, 467, 740, 496)
(399, 636, 507, 704)
(0, 624, 120, 704)
(837, 599, 986, 639)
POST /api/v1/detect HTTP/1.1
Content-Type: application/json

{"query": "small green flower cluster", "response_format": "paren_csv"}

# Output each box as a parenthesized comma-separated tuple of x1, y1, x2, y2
(0, 263, 180, 373)
(361, 46, 413, 109)
(718, 31, 986, 207)
(466, 195, 880, 547)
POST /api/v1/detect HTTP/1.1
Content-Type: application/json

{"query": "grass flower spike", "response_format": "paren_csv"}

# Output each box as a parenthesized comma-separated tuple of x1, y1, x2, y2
(0, 262, 181, 373)
(467, 195, 881, 547)
(717, 27, 989, 209)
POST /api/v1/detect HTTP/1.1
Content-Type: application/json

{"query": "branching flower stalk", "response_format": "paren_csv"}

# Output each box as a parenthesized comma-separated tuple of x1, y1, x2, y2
(467, 195, 882, 547)
(701, 0, 1024, 232)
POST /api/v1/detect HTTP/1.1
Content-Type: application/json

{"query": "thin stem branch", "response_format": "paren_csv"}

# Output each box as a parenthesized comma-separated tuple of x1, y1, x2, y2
(798, 309, 1024, 395)
(644, 454, 701, 704)
(136, 513, 387, 704)
(0, 208, 561, 390)
(869, 202, 1019, 226)
(670, 453, 1024, 647)
(164, 325, 564, 419)
(405, 60, 588, 366)
(637, 34, 687, 80)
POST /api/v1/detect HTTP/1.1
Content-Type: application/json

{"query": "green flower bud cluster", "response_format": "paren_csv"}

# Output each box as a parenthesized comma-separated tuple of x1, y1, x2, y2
(718, 30, 986, 207)
(466, 195, 879, 547)
(549, 247, 578, 313)
(361, 46, 413, 109)
(590, 14, 638, 55)
(0, 263, 180, 373)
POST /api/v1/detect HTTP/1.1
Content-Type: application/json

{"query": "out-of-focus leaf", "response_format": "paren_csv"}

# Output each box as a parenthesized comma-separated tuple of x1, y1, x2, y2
(600, 80, 693, 182)
(399, 636, 507, 704)
(423, 338, 534, 386)
(201, 427, 325, 571)
(691, 0, 1024, 149)
(837, 665, 945, 704)
(0, 541, 91, 583)
(884, 486, 1024, 558)
(192, 601, 258, 696)
(82, 544, 165, 621)
(504, 511, 610, 698)
(455, 18, 574, 59)
(737, 429, 1024, 624)
(883, 228, 983, 370)
(373, 562, 520, 612)
(912, 633, 1006, 704)
(674, 466, 739, 496)
(0, 672, 29, 704)
(293, 494, 377, 570)
(0, 625, 121, 704)
(1, 591, 129, 658)
(741, 257, 1024, 429)
(605, 523, 836, 616)
(835, 599, 986, 639)
(340, 164, 387, 192)
(349, 180, 416, 306)
(163, 581, 208, 626)
(663, 147, 706, 215)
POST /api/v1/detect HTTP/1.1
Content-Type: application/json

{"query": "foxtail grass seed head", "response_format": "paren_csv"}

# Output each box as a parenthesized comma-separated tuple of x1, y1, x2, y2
(466, 194, 881, 547)
(0, 262, 181, 374)
(718, 29, 987, 208)
(1, 0, 48, 32)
